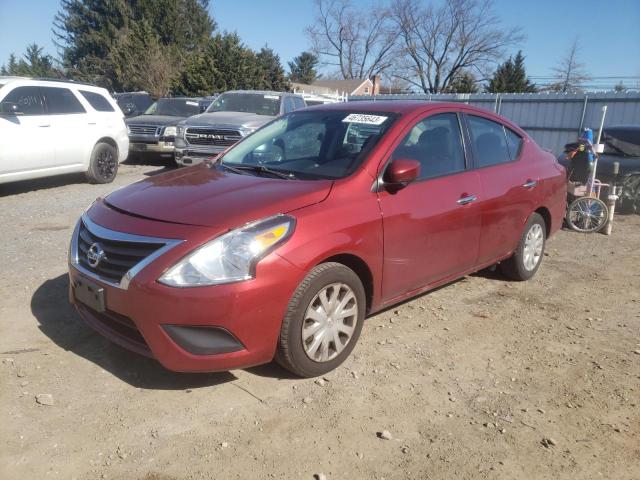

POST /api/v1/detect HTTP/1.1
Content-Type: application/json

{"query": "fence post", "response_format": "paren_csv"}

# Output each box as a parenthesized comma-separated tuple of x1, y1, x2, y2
(578, 95, 589, 134)
(496, 94, 502, 114)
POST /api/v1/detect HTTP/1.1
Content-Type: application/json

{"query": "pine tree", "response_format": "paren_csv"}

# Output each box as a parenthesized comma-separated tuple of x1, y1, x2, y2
(1, 44, 61, 78)
(256, 47, 289, 91)
(446, 71, 479, 93)
(288, 51, 319, 85)
(487, 51, 536, 93)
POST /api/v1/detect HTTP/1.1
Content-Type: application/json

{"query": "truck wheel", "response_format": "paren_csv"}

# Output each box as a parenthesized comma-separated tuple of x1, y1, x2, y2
(276, 262, 366, 377)
(86, 143, 118, 184)
(500, 212, 546, 281)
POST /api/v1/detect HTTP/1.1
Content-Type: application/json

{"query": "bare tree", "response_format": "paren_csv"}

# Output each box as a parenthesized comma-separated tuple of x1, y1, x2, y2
(550, 39, 591, 93)
(390, 0, 523, 93)
(306, 0, 398, 79)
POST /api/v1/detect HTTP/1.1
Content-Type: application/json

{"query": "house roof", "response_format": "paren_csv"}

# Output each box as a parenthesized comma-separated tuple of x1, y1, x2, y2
(311, 78, 372, 95)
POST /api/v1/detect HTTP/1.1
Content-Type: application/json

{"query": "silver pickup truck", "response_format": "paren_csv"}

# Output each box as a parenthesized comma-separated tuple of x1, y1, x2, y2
(174, 90, 306, 166)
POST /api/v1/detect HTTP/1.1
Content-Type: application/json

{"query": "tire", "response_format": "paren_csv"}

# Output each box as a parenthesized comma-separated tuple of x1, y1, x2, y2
(565, 196, 608, 233)
(86, 142, 119, 184)
(276, 262, 366, 377)
(499, 212, 546, 281)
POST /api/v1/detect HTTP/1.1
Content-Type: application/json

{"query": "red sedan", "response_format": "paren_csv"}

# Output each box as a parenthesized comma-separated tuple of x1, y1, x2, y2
(68, 101, 566, 377)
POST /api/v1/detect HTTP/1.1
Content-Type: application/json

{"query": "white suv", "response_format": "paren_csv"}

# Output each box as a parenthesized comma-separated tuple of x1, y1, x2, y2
(0, 77, 129, 185)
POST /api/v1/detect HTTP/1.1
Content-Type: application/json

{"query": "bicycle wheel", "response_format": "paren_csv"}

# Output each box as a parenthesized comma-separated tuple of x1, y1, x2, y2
(566, 196, 608, 233)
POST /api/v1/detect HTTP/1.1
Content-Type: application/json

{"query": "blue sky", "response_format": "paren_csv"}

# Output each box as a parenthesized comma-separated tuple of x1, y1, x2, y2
(1, 0, 639, 87)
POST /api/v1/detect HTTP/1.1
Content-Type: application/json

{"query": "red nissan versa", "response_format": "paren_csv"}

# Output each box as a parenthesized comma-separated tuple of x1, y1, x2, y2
(68, 101, 566, 377)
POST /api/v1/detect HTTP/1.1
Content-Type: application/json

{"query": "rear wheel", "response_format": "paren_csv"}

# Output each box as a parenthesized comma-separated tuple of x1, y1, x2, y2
(86, 142, 118, 184)
(566, 197, 608, 233)
(276, 262, 366, 377)
(500, 212, 546, 281)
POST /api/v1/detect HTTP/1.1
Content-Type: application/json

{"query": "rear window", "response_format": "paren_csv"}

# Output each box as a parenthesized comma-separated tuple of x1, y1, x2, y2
(42, 87, 86, 114)
(505, 128, 523, 160)
(466, 115, 511, 167)
(80, 90, 115, 112)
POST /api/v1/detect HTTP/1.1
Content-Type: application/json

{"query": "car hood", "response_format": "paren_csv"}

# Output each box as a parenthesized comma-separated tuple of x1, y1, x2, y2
(181, 111, 275, 131)
(104, 164, 332, 228)
(125, 115, 185, 127)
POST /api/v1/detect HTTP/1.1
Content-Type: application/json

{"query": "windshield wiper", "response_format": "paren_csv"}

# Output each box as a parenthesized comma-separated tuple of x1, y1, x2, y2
(221, 162, 295, 179)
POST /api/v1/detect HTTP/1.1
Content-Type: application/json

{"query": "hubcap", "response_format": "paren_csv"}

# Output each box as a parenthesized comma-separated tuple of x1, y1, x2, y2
(302, 283, 357, 362)
(97, 150, 116, 179)
(523, 223, 544, 271)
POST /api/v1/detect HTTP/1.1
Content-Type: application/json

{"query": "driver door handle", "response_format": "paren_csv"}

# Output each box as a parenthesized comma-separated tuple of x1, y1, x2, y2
(457, 195, 477, 205)
(523, 180, 538, 189)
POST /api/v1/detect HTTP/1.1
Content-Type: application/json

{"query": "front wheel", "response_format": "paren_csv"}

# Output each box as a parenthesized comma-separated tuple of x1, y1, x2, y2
(86, 142, 118, 184)
(566, 197, 608, 233)
(276, 262, 366, 377)
(500, 212, 546, 281)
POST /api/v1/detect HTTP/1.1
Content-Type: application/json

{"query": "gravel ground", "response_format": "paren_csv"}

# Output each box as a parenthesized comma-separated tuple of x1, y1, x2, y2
(1, 164, 639, 480)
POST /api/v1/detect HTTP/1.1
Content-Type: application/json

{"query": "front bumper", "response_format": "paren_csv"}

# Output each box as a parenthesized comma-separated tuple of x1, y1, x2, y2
(67, 207, 303, 373)
(129, 141, 175, 157)
(174, 145, 225, 166)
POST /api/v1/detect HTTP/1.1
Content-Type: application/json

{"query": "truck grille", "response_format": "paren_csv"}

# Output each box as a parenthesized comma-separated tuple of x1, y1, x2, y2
(128, 125, 160, 136)
(185, 127, 243, 147)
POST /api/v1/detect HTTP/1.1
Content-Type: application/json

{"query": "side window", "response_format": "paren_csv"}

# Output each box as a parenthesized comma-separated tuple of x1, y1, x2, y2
(505, 127, 523, 161)
(467, 115, 511, 167)
(2, 86, 45, 115)
(79, 90, 115, 112)
(391, 112, 466, 180)
(41, 87, 86, 114)
(283, 97, 295, 114)
(293, 96, 306, 110)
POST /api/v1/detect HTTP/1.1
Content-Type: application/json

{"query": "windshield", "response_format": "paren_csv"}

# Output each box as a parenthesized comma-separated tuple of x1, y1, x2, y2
(218, 111, 396, 180)
(144, 98, 201, 117)
(602, 127, 640, 157)
(207, 92, 281, 116)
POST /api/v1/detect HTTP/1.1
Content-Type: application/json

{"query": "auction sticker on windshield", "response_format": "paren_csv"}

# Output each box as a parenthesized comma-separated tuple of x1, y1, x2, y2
(186, 101, 199, 106)
(342, 113, 388, 125)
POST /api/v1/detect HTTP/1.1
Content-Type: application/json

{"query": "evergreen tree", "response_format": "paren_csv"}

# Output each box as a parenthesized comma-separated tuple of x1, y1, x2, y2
(446, 71, 479, 93)
(288, 51, 319, 84)
(256, 47, 289, 91)
(487, 51, 536, 93)
(53, 0, 214, 90)
(1, 44, 61, 77)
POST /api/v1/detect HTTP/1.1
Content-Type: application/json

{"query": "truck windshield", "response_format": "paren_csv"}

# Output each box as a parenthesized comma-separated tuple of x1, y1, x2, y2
(144, 98, 201, 117)
(218, 110, 396, 180)
(207, 93, 281, 116)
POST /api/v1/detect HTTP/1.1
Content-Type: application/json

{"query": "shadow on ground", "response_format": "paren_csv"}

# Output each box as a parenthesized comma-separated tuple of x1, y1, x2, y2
(0, 173, 87, 197)
(31, 274, 244, 390)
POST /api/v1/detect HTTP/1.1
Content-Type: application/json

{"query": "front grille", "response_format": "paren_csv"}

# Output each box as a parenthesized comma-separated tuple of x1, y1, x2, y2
(128, 125, 160, 136)
(77, 220, 165, 284)
(185, 127, 242, 147)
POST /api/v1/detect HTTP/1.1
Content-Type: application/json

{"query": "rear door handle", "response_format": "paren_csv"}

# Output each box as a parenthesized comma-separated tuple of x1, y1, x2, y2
(88, 122, 97, 125)
(38, 124, 50, 128)
(522, 180, 538, 189)
(457, 195, 477, 205)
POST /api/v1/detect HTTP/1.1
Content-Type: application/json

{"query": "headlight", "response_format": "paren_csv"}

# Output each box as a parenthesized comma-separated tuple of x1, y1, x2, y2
(164, 126, 177, 136)
(158, 215, 295, 287)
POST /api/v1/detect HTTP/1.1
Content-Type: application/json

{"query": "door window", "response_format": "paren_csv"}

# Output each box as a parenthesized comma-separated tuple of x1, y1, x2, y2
(466, 115, 512, 167)
(505, 127, 523, 161)
(2, 86, 45, 115)
(79, 90, 115, 112)
(391, 112, 466, 179)
(41, 87, 86, 114)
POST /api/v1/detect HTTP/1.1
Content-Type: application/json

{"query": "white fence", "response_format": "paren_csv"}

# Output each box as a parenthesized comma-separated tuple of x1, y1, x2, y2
(349, 92, 640, 154)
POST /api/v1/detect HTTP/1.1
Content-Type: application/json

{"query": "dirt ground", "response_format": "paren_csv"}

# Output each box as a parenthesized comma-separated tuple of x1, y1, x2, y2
(1, 164, 639, 480)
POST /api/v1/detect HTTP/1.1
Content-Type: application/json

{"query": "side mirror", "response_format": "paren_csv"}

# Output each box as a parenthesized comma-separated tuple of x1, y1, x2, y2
(1, 102, 22, 115)
(383, 159, 421, 189)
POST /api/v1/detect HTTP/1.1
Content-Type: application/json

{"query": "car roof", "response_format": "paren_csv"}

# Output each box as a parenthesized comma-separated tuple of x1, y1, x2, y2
(304, 100, 472, 114)
(221, 90, 302, 97)
(0, 76, 109, 94)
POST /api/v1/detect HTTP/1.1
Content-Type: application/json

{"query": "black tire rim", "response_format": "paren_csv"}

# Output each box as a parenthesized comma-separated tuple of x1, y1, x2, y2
(97, 149, 116, 179)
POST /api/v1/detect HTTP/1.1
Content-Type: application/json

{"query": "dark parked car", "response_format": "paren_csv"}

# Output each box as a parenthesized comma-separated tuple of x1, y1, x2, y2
(559, 125, 640, 212)
(69, 101, 565, 377)
(126, 97, 214, 161)
(113, 91, 154, 118)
